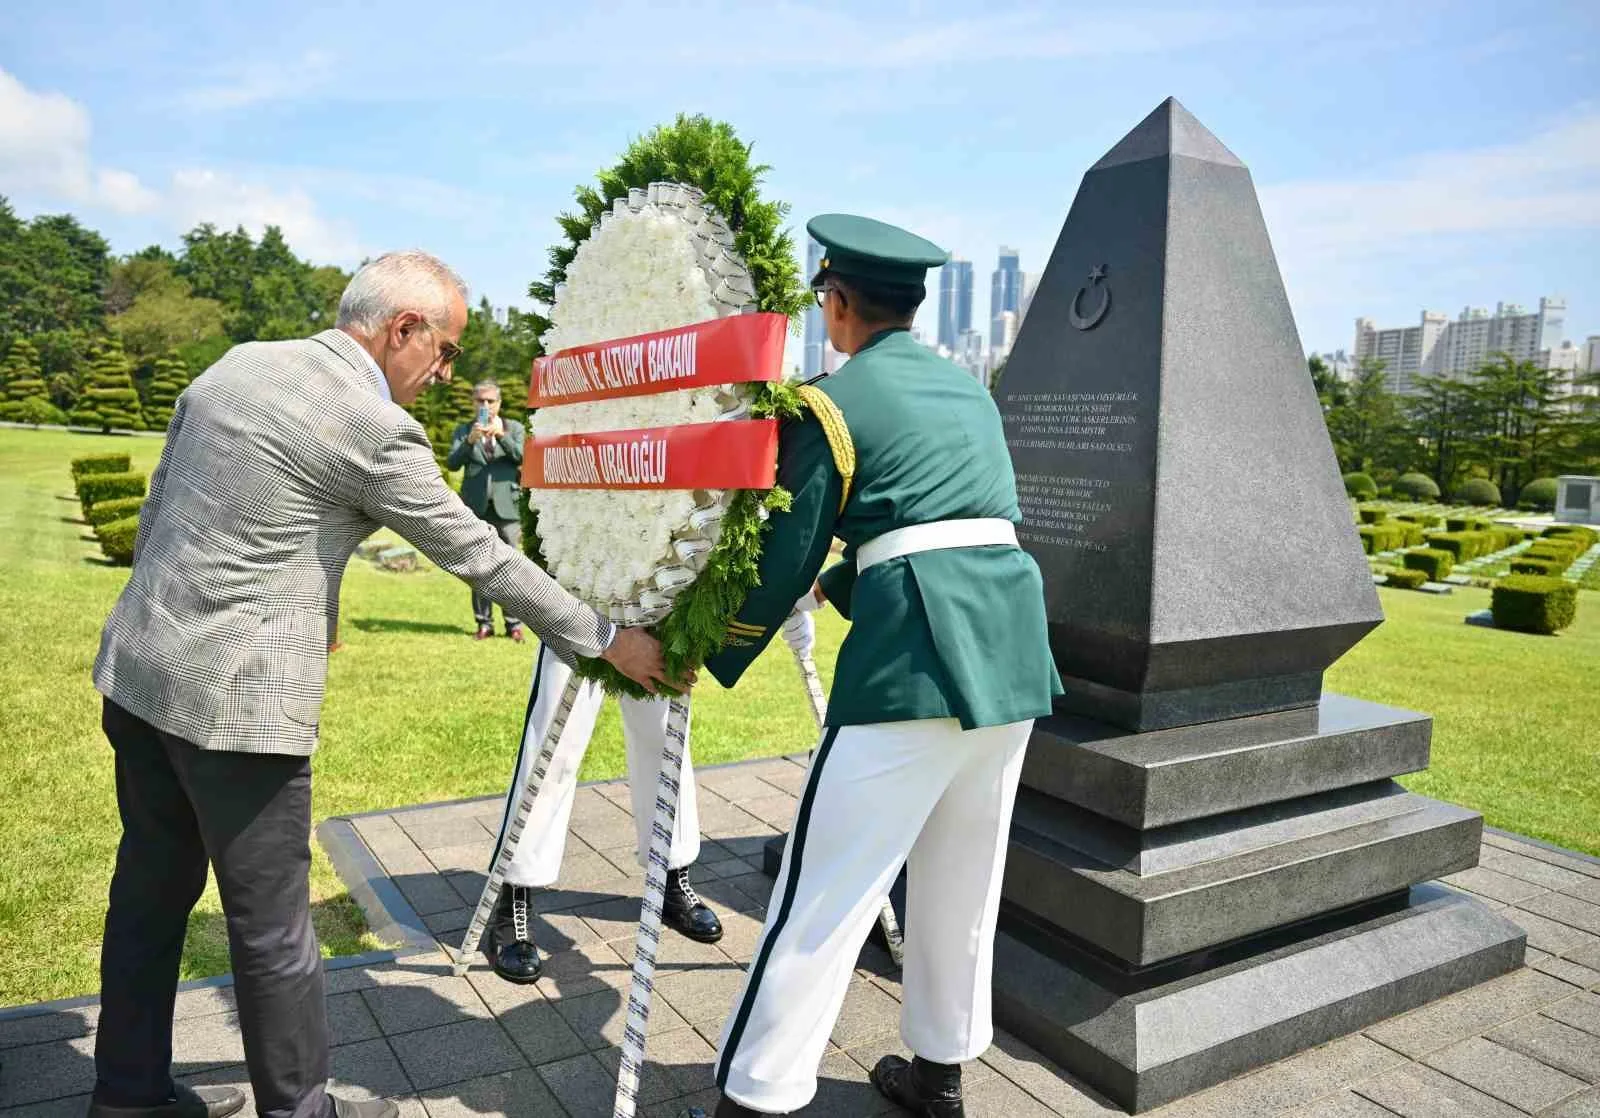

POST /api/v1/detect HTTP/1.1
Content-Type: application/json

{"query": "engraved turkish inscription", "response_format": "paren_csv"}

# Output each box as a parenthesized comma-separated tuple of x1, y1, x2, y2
(1005, 391, 1141, 551)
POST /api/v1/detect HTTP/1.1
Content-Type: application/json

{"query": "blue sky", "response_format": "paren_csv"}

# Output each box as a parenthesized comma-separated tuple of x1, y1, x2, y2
(2, 0, 1597, 363)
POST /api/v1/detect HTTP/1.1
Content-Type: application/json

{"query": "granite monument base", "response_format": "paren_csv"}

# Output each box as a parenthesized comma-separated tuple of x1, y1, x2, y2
(992, 883, 1525, 1112)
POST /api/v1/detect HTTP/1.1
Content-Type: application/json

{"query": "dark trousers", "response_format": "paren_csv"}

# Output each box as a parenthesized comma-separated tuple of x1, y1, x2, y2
(95, 699, 329, 1118)
(471, 515, 523, 630)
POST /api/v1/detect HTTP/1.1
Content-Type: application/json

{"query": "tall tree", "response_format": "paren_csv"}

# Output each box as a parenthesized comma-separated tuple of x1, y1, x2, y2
(1463, 354, 1570, 499)
(0, 337, 53, 421)
(1405, 374, 1473, 490)
(1324, 358, 1403, 473)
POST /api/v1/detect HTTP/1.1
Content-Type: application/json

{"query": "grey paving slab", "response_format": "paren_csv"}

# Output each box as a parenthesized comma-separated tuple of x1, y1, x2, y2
(0, 1036, 95, 1107)
(417, 1067, 566, 1118)
(1145, 1034, 1407, 1117)
(1546, 991, 1600, 1037)
(1353, 1062, 1525, 1117)
(327, 990, 383, 1046)
(1443, 865, 1551, 906)
(425, 842, 493, 876)
(1422, 1036, 1587, 1111)
(1363, 966, 1576, 1057)
(535, 940, 632, 1003)
(1280, 1093, 1395, 1117)
(387, 1018, 525, 1091)
(400, 817, 492, 852)
(0, 1007, 97, 1051)
(170, 1011, 248, 1070)
(0, 1094, 93, 1118)
(1504, 906, 1600, 957)
(537, 1051, 619, 1117)
(495, 997, 587, 1068)
(1480, 844, 1599, 892)
(827, 980, 902, 1050)
(550, 986, 687, 1052)
(1522, 893, 1600, 937)
(591, 1043, 683, 1108)
(1549, 1088, 1600, 1117)
(328, 1037, 414, 1100)
(361, 974, 492, 1036)
(1483, 832, 1600, 880)
(1488, 1013, 1600, 1083)
(1536, 955, 1600, 991)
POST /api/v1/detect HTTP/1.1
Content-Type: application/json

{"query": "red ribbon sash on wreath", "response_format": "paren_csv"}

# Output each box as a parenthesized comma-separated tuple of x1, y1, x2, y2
(528, 312, 787, 407)
(522, 421, 777, 490)
(522, 312, 787, 492)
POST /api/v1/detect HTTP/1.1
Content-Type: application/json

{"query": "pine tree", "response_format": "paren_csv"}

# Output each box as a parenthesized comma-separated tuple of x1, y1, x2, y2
(0, 337, 53, 421)
(70, 338, 144, 432)
(143, 351, 190, 430)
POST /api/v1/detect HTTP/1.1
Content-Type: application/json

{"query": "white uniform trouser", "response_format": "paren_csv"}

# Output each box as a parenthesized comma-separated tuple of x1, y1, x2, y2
(713, 716, 1032, 1114)
(494, 645, 701, 887)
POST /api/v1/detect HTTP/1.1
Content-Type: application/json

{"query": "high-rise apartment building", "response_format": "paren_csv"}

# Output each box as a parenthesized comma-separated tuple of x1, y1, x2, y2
(1353, 297, 1568, 395)
(990, 247, 1020, 353)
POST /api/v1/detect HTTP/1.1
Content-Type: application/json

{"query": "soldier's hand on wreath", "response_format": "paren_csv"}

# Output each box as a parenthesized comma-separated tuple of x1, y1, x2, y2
(602, 627, 670, 693)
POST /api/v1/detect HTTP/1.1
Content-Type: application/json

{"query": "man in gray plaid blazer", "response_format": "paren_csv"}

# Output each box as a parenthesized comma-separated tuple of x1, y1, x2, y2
(88, 252, 673, 1118)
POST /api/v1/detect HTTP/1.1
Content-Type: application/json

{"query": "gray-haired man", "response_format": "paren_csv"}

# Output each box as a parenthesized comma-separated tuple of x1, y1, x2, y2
(88, 252, 678, 1118)
(447, 380, 528, 641)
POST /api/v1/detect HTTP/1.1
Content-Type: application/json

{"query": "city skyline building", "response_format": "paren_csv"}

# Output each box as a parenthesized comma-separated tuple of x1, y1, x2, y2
(990, 247, 1020, 356)
(803, 237, 827, 379)
(1354, 296, 1569, 395)
(938, 258, 974, 351)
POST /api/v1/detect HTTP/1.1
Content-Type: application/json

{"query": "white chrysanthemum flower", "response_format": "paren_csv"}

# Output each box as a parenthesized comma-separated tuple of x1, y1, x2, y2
(530, 191, 757, 621)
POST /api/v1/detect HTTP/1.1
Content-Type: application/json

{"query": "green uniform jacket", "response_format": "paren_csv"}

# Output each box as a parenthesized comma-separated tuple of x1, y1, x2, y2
(706, 329, 1062, 730)
(447, 418, 525, 521)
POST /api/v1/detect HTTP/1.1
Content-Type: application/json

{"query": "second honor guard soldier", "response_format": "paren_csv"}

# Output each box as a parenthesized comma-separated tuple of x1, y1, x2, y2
(686, 215, 1062, 1117)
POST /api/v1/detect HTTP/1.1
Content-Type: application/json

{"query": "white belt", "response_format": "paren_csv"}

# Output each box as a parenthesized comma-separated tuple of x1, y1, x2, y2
(856, 518, 1018, 571)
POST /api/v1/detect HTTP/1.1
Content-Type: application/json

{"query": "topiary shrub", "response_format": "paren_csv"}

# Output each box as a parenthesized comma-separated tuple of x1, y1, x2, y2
(1400, 523, 1425, 547)
(96, 515, 141, 566)
(1398, 513, 1442, 529)
(1426, 530, 1494, 561)
(1453, 478, 1501, 507)
(1491, 575, 1578, 634)
(1343, 472, 1378, 500)
(76, 471, 147, 511)
(1516, 477, 1559, 511)
(10, 398, 66, 426)
(1358, 506, 1389, 524)
(69, 339, 144, 432)
(71, 453, 132, 480)
(1545, 525, 1599, 552)
(1527, 540, 1579, 566)
(1394, 472, 1441, 501)
(86, 496, 146, 526)
(1358, 523, 1407, 554)
(1403, 548, 1454, 581)
(1510, 558, 1564, 577)
(1386, 568, 1429, 589)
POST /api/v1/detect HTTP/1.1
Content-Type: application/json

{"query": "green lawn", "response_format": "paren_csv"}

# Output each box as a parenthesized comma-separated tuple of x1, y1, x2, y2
(1, 425, 1596, 1008)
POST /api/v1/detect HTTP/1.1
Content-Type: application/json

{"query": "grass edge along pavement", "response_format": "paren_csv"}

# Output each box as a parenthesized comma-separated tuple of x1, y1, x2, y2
(1, 425, 1597, 1007)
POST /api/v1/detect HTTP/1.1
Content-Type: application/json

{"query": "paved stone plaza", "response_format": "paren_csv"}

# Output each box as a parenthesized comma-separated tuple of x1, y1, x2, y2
(3, 755, 1599, 1117)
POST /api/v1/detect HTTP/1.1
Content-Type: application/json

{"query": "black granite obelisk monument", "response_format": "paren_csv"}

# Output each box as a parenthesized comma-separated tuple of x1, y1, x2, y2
(988, 98, 1525, 1111)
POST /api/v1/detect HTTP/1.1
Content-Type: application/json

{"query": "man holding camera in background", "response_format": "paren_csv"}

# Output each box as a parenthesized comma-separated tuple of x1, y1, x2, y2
(447, 380, 528, 641)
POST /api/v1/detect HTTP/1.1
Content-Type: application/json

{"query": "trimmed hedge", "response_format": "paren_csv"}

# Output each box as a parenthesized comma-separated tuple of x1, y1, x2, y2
(1445, 516, 1492, 533)
(1510, 558, 1565, 577)
(1516, 477, 1559, 511)
(1343, 472, 1378, 500)
(1398, 513, 1442, 529)
(1425, 530, 1493, 561)
(1403, 548, 1454, 581)
(1545, 525, 1599, 552)
(1358, 506, 1389, 524)
(1386, 568, 1429, 589)
(1400, 523, 1425, 547)
(70, 453, 131, 479)
(1454, 478, 1502, 507)
(76, 472, 147, 510)
(96, 515, 141, 566)
(1358, 523, 1407, 554)
(1491, 575, 1578, 635)
(85, 496, 145, 526)
(1394, 472, 1441, 501)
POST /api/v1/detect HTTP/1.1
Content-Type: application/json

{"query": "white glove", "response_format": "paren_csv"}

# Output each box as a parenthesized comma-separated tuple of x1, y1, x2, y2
(781, 608, 815, 657)
(794, 585, 823, 612)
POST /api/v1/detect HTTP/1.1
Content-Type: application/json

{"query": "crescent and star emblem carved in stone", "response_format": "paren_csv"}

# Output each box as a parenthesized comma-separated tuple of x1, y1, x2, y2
(1069, 264, 1111, 331)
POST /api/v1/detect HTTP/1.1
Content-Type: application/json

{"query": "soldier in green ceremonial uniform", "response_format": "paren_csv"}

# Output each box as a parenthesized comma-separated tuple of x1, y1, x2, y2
(446, 379, 528, 640)
(689, 216, 1062, 1118)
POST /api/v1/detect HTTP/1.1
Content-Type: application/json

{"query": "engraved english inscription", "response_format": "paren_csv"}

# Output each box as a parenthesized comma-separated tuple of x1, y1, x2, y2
(1005, 391, 1141, 552)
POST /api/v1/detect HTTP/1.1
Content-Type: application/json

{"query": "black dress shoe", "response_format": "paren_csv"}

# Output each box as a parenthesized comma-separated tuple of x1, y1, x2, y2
(662, 866, 723, 943)
(871, 1055, 965, 1117)
(330, 1097, 399, 1118)
(487, 883, 542, 983)
(88, 1084, 246, 1118)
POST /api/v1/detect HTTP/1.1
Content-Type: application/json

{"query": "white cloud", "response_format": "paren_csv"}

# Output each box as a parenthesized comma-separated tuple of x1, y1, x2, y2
(1259, 107, 1600, 341)
(0, 67, 158, 213)
(179, 49, 336, 111)
(169, 170, 365, 261)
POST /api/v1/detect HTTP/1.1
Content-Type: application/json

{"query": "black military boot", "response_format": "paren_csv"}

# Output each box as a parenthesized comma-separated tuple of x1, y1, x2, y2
(871, 1054, 965, 1117)
(661, 866, 723, 943)
(487, 883, 541, 983)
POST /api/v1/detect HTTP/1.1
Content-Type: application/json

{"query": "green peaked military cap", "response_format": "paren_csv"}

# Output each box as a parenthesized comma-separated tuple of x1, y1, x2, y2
(807, 213, 949, 287)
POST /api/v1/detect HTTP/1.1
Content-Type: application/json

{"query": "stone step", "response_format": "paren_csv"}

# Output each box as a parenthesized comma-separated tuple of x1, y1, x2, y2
(1020, 693, 1431, 830)
(993, 883, 1525, 1113)
(1004, 788, 1482, 965)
